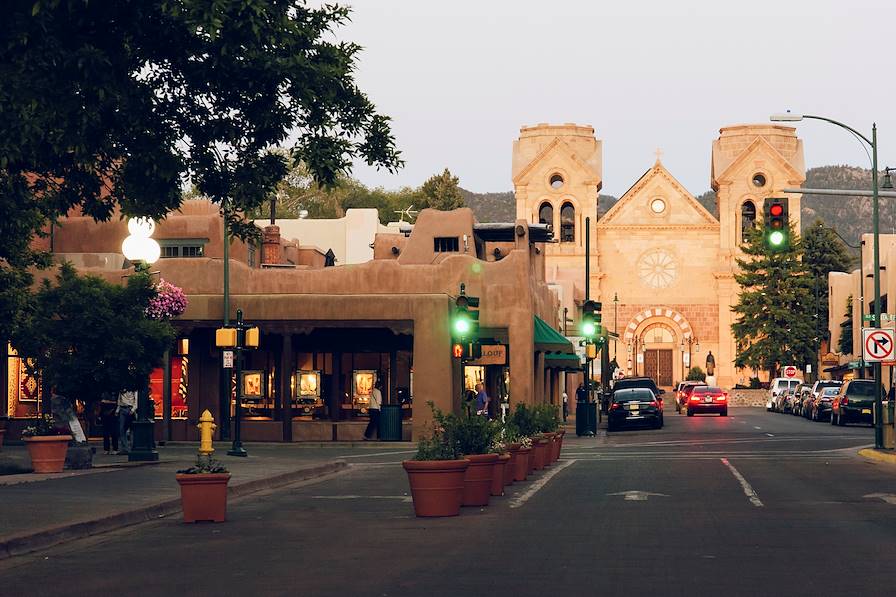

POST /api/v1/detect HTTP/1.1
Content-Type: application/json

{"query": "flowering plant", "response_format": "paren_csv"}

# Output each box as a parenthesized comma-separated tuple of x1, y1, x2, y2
(22, 414, 71, 438)
(519, 435, 533, 449)
(146, 280, 188, 320)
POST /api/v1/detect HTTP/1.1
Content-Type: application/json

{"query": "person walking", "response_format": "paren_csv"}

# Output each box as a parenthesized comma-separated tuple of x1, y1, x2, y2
(100, 394, 119, 454)
(562, 390, 569, 422)
(576, 382, 587, 403)
(363, 378, 383, 440)
(475, 383, 488, 416)
(117, 389, 137, 455)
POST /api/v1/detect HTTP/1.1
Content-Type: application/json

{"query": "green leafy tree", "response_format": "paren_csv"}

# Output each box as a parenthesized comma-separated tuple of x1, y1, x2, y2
(732, 225, 816, 379)
(10, 263, 175, 407)
(0, 1, 401, 340)
(685, 367, 706, 382)
(802, 220, 855, 343)
(838, 295, 854, 355)
(419, 168, 465, 211)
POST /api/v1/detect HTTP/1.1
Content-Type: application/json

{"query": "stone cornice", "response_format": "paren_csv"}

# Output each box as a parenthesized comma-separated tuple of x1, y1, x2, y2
(597, 224, 720, 231)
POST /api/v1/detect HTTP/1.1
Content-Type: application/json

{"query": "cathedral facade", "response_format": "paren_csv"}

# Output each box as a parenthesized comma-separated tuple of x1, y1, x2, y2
(513, 123, 806, 388)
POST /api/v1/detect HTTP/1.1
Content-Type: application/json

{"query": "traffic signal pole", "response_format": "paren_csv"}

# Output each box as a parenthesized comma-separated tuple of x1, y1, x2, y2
(585, 217, 590, 403)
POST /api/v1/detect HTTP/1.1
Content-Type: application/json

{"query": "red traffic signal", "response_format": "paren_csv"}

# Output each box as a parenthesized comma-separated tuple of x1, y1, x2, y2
(452, 343, 464, 358)
(769, 204, 784, 217)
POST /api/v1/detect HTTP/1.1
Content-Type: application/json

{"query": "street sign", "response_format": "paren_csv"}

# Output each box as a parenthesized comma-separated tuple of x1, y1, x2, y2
(782, 365, 798, 378)
(863, 313, 896, 322)
(806, 364, 812, 374)
(862, 327, 896, 363)
(222, 350, 234, 369)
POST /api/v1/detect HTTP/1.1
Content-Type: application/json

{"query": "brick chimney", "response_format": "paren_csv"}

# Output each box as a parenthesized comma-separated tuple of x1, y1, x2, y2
(261, 225, 282, 265)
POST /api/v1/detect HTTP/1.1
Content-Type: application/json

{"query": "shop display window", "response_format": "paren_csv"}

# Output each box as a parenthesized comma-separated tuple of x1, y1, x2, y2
(292, 370, 324, 417)
(6, 344, 43, 418)
(240, 369, 274, 419)
(352, 370, 376, 414)
(149, 356, 189, 419)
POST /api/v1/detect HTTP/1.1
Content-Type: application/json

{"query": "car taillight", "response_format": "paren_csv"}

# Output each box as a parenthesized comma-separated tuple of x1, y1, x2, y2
(841, 397, 848, 405)
(715, 395, 726, 401)
(610, 402, 620, 411)
(650, 400, 658, 407)
(690, 396, 700, 402)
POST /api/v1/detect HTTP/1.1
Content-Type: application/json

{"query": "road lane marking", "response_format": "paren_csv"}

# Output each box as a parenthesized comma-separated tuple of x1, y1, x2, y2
(340, 450, 417, 459)
(509, 459, 576, 509)
(607, 490, 668, 501)
(765, 433, 775, 437)
(863, 493, 896, 505)
(754, 426, 762, 430)
(721, 458, 764, 507)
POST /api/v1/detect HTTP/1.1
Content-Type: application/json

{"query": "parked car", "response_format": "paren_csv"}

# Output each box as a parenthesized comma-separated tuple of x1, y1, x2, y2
(778, 386, 798, 414)
(674, 381, 707, 413)
(831, 379, 882, 426)
(767, 377, 803, 412)
(804, 380, 843, 419)
(792, 383, 814, 416)
(810, 386, 841, 422)
(686, 386, 728, 417)
(607, 388, 663, 431)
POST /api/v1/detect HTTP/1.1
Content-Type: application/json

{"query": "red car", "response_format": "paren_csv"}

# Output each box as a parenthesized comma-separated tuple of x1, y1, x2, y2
(686, 386, 728, 417)
(677, 382, 707, 413)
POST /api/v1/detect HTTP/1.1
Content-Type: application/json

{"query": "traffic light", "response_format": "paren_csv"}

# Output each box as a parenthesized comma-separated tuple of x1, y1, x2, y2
(581, 300, 602, 340)
(452, 286, 480, 341)
(451, 341, 482, 360)
(764, 198, 789, 250)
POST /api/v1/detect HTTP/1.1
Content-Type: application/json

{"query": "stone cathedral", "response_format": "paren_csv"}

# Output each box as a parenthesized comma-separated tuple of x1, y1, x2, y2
(513, 123, 806, 388)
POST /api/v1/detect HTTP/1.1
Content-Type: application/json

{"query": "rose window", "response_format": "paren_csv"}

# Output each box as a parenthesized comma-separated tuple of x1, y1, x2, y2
(638, 249, 677, 289)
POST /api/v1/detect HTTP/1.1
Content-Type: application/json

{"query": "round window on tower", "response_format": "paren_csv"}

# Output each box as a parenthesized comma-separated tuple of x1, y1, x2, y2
(752, 173, 767, 188)
(650, 198, 667, 214)
(549, 174, 564, 190)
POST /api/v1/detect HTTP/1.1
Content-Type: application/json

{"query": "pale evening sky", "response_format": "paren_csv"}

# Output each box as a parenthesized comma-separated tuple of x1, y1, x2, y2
(335, 0, 894, 197)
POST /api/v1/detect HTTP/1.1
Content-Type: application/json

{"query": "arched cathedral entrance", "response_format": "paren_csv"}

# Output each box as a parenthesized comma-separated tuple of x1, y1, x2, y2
(623, 307, 696, 390)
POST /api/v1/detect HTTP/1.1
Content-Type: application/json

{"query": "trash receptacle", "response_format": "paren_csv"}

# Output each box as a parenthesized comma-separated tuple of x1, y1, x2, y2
(378, 404, 403, 441)
(576, 402, 597, 436)
(883, 401, 895, 449)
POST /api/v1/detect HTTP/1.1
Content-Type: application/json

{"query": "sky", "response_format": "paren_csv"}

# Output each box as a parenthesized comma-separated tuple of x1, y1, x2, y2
(335, 0, 894, 197)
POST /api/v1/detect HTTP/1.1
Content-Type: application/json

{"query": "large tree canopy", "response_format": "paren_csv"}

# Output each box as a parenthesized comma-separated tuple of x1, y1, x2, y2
(10, 263, 175, 404)
(0, 0, 401, 339)
(732, 226, 816, 377)
(802, 220, 855, 343)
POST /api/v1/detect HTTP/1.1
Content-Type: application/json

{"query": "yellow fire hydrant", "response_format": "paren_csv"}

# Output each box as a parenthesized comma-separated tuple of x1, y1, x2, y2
(197, 409, 217, 456)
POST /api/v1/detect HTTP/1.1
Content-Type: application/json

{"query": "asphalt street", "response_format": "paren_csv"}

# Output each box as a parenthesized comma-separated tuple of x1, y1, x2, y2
(2, 408, 893, 597)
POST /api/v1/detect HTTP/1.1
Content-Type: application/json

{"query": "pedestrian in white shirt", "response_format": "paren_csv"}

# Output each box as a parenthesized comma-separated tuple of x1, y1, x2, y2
(363, 379, 383, 440)
(117, 390, 137, 454)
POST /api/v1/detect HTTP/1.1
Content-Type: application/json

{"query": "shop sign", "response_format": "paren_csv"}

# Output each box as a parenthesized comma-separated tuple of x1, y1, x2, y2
(222, 350, 234, 369)
(468, 344, 506, 366)
(821, 352, 839, 366)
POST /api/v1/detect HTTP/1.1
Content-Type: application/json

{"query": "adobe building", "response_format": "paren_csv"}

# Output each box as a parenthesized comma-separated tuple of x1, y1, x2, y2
(827, 233, 896, 381)
(5, 200, 576, 442)
(514, 123, 806, 389)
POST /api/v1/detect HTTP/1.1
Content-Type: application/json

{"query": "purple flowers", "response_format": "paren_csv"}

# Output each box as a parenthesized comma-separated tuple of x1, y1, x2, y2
(146, 280, 188, 320)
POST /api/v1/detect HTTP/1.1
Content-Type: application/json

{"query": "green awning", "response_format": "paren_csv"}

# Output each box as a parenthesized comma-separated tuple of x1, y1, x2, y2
(545, 351, 582, 371)
(534, 316, 575, 354)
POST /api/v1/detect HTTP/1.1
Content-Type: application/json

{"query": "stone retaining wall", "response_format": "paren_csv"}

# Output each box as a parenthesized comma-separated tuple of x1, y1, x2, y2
(727, 389, 767, 407)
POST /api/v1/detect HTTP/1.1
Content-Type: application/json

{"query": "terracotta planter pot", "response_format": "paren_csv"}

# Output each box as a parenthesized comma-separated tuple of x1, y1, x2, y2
(492, 454, 511, 496)
(514, 447, 531, 481)
(462, 453, 499, 506)
(24, 435, 72, 473)
(403, 459, 470, 517)
(532, 438, 549, 470)
(176, 473, 231, 522)
(502, 453, 514, 486)
(550, 433, 561, 462)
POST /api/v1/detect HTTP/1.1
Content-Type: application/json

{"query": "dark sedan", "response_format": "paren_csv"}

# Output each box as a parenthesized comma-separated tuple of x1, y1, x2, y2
(686, 386, 728, 416)
(607, 388, 663, 432)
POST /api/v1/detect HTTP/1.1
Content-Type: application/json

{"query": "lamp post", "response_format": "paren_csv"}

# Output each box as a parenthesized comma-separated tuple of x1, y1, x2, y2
(613, 293, 619, 359)
(770, 112, 883, 448)
(680, 335, 700, 377)
(122, 217, 162, 462)
(216, 309, 260, 457)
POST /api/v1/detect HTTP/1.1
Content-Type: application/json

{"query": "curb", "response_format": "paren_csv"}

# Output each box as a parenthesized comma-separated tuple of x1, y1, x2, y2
(0, 460, 346, 561)
(858, 448, 896, 464)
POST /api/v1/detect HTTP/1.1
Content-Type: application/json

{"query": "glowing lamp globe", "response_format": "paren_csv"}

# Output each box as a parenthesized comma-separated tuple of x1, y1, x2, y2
(127, 216, 156, 238)
(123, 217, 161, 264)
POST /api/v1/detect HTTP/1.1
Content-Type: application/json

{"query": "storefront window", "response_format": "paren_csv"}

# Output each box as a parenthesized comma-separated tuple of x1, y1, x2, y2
(149, 356, 190, 419)
(7, 344, 43, 418)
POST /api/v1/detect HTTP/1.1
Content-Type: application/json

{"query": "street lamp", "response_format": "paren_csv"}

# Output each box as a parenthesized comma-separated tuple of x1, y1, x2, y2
(122, 217, 162, 462)
(770, 112, 884, 448)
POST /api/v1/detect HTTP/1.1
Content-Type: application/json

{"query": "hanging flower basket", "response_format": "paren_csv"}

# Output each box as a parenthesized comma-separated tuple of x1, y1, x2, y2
(146, 279, 188, 320)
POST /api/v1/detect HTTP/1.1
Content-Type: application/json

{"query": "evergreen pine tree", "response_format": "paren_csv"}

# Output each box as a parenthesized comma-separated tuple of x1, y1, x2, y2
(732, 225, 816, 378)
(838, 295, 854, 355)
(802, 220, 855, 343)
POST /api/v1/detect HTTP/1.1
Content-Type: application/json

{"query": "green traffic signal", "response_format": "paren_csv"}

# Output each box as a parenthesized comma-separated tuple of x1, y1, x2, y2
(768, 230, 785, 247)
(581, 321, 596, 337)
(453, 315, 471, 335)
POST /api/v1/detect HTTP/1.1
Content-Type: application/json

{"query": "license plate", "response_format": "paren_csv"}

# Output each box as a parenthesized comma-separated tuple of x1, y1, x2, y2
(629, 406, 639, 414)
(705, 397, 712, 403)
(862, 408, 872, 415)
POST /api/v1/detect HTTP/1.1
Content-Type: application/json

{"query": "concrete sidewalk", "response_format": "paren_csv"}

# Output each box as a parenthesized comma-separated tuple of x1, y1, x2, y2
(0, 441, 412, 560)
